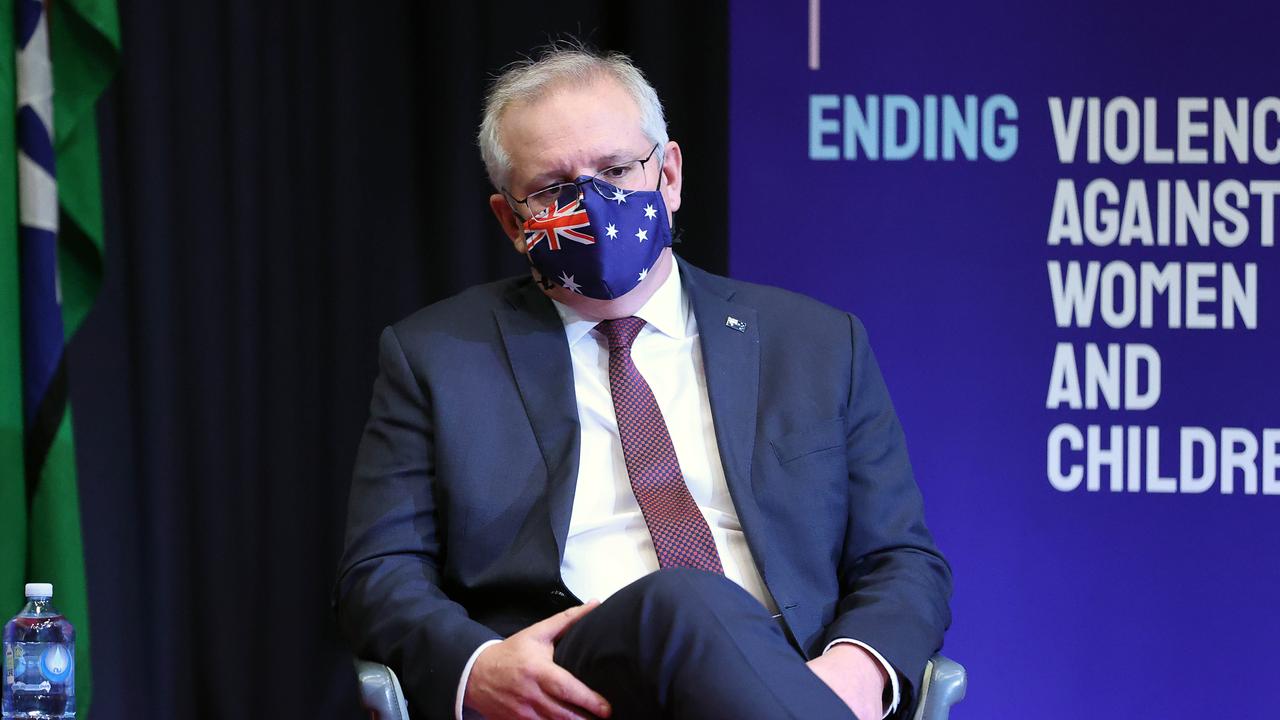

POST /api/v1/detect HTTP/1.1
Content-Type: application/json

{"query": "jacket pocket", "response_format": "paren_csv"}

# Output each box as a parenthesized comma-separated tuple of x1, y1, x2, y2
(769, 418, 845, 464)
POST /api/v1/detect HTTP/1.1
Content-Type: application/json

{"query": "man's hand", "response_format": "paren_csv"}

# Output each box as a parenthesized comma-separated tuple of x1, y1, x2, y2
(806, 643, 889, 720)
(463, 601, 613, 720)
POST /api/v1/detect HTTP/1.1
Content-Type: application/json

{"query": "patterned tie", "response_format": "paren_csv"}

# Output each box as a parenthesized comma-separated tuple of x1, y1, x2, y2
(595, 317, 724, 574)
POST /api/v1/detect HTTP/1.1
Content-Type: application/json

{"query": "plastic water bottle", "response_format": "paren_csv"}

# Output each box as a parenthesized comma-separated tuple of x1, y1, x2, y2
(2, 584, 75, 719)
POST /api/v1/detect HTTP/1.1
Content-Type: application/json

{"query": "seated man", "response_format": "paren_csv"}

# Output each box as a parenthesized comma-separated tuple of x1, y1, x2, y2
(335, 44, 951, 720)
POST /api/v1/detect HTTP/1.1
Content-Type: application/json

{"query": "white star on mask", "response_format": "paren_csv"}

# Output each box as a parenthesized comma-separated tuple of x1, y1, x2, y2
(643, 204, 657, 220)
(605, 223, 618, 239)
(609, 189, 632, 204)
(559, 272, 583, 294)
(635, 228, 648, 242)
(637, 268, 649, 282)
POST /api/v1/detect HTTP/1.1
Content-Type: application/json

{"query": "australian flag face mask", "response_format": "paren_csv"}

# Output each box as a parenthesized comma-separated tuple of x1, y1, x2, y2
(521, 176, 672, 300)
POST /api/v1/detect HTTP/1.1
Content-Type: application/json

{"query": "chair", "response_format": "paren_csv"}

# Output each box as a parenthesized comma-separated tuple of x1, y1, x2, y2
(355, 658, 410, 720)
(911, 655, 967, 720)
(354, 653, 966, 719)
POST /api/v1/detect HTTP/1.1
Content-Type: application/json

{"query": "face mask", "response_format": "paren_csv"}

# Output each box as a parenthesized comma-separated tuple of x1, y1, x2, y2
(521, 177, 672, 300)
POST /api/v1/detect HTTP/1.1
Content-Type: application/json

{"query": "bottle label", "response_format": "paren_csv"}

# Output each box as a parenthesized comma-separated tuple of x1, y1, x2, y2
(5, 642, 75, 690)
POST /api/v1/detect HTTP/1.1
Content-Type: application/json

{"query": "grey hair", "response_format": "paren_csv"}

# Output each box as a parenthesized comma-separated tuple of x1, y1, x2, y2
(478, 43, 669, 189)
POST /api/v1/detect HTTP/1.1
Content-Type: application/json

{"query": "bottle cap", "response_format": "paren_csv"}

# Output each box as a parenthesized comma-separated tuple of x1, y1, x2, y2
(25, 583, 53, 599)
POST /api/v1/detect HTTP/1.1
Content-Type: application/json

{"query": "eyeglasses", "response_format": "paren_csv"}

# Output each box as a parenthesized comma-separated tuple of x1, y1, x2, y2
(506, 143, 662, 220)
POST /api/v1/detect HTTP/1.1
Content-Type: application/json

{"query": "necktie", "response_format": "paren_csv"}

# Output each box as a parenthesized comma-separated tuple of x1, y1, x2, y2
(595, 317, 724, 574)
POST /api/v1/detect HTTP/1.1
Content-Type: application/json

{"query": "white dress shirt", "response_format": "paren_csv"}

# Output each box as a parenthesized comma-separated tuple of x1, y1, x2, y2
(556, 262, 776, 610)
(456, 265, 899, 718)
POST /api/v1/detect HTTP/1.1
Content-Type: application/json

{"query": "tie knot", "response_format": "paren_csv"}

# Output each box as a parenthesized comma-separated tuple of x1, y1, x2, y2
(595, 317, 647, 350)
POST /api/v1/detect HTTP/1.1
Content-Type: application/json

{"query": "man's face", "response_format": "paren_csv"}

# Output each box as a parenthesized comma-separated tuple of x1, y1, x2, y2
(488, 76, 683, 255)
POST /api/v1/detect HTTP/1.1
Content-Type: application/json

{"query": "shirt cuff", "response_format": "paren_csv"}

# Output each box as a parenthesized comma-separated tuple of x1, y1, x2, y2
(822, 638, 900, 719)
(455, 639, 503, 720)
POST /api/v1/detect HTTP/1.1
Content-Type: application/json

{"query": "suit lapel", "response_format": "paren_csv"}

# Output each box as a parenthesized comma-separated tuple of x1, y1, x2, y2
(494, 281, 581, 562)
(679, 259, 772, 582)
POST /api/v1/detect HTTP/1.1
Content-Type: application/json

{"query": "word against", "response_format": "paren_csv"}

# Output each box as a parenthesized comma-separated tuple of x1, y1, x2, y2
(809, 94, 1018, 161)
(1046, 178, 1280, 248)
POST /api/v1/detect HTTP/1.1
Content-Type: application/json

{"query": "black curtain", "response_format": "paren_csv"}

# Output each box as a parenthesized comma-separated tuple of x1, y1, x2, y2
(67, 2, 728, 718)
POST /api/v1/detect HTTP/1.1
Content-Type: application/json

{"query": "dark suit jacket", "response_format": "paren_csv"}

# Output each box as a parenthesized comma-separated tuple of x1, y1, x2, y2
(335, 257, 952, 720)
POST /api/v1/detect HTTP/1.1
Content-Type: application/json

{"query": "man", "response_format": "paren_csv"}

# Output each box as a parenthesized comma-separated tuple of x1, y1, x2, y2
(336, 45, 950, 720)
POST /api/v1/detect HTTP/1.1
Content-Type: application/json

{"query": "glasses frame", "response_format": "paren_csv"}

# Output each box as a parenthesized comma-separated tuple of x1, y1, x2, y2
(505, 143, 662, 219)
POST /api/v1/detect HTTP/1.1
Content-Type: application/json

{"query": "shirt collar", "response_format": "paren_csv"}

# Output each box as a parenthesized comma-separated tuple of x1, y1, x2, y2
(552, 262, 691, 346)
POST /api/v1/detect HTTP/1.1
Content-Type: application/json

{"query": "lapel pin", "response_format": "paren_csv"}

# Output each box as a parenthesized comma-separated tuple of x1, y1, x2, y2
(725, 316, 747, 333)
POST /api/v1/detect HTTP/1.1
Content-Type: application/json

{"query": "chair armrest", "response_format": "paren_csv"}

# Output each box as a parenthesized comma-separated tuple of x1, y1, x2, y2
(354, 659, 411, 720)
(911, 654, 967, 720)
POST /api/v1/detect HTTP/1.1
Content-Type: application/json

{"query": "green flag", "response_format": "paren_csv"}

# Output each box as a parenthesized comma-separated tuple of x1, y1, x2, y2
(2, 0, 119, 716)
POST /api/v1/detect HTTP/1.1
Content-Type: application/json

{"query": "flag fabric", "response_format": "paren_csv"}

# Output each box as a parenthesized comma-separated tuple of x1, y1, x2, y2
(522, 177, 672, 299)
(523, 198, 596, 251)
(2, 0, 119, 715)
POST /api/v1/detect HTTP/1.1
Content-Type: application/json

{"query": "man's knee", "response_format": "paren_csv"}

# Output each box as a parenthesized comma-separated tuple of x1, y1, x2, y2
(556, 571, 750, 683)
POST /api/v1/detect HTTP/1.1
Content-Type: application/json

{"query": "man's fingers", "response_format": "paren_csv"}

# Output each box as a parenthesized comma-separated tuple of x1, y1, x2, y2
(530, 599, 600, 641)
(549, 599, 599, 641)
(538, 665, 612, 719)
(530, 695, 593, 720)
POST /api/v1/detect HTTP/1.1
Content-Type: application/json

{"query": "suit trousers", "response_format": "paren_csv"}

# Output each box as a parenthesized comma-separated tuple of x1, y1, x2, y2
(552, 569, 858, 720)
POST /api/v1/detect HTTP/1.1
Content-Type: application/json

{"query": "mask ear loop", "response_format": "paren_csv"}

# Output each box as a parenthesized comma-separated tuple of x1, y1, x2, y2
(652, 149, 678, 246)
(520, 245, 558, 290)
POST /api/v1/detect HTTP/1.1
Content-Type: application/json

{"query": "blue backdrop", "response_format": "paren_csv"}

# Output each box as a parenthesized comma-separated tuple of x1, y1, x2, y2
(728, 2, 1280, 716)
